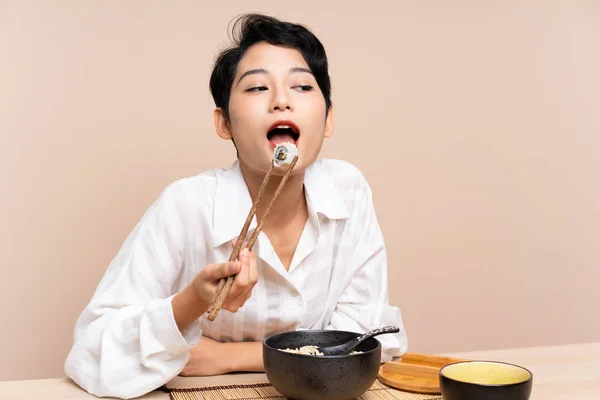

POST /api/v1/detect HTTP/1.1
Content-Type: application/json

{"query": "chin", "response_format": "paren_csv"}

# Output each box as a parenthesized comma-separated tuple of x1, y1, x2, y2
(271, 165, 303, 177)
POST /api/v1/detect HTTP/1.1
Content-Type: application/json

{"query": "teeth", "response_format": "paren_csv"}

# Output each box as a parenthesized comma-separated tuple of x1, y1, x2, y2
(275, 125, 291, 130)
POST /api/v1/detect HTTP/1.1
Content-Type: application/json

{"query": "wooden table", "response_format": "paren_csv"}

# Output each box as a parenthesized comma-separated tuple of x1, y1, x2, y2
(1, 342, 598, 399)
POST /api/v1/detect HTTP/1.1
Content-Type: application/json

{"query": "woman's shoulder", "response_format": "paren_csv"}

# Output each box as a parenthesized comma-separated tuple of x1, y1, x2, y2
(151, 166, 231, 215)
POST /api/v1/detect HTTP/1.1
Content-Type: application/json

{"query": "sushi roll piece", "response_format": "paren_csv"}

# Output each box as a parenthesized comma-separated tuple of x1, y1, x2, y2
(273, 142, 298, 168)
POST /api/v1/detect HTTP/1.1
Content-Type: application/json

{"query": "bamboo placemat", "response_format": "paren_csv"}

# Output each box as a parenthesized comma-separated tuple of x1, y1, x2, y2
(169, 380, 443, 400)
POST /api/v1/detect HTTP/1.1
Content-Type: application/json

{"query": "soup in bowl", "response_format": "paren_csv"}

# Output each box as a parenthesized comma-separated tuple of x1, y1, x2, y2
(439, 360, 533, 400)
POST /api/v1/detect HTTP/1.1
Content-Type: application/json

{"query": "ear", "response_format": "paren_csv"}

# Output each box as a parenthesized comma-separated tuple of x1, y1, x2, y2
(214, 108, 232, 140)
(324, 107, 334, 138)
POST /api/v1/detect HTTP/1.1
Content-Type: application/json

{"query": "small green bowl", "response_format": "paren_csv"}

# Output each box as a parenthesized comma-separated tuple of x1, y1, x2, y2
(439, 360, 533, 400)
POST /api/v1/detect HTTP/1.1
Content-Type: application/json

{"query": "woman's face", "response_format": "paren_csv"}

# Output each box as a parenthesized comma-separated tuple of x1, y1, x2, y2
(215, 42, 333, 176)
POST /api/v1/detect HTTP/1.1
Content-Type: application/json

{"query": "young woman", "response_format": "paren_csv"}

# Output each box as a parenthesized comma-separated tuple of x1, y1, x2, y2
(65, 13, 408, 399)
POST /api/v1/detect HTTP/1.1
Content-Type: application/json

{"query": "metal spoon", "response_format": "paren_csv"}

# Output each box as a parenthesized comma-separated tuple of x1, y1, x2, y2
(318, 326, 401, 356)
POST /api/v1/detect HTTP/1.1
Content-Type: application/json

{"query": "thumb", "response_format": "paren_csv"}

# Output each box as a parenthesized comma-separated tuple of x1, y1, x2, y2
(203, 261, 241, 281)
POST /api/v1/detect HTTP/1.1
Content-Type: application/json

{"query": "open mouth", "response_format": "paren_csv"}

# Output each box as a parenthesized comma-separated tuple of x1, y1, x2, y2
(267, 121, 300, 146)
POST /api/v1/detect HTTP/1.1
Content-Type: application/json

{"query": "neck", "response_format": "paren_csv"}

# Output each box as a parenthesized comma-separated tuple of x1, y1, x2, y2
(239, 161, 306, 228)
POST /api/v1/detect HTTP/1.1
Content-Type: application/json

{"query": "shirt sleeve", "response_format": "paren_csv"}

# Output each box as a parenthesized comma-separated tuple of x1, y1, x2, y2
(326, 180, 408, 362)
(64, 184, 202, 399)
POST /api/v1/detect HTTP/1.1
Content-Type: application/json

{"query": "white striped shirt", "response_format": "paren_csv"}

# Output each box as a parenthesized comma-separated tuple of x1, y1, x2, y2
(64, 158, 408, 399)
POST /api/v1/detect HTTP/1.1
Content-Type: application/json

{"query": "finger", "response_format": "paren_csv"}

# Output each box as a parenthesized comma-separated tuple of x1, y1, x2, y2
(225, 280, 256, 313)
(232, 290, 254, 312)
(222, 296, 241, 313)
(228, 248, 251, 301)
(230, 248, 257, 308)
(244, 247, 251, 284)
(238, 248, 258, 301)
(238, 248, 258, 296)
(248, 248, 258, 285)
(224, 292, 249, 313)
(222, 303, 239, 313)
(201, 261, 240, 282)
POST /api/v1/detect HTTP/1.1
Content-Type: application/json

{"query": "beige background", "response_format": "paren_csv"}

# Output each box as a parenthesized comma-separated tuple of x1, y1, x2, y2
(1, 0, 599, 381)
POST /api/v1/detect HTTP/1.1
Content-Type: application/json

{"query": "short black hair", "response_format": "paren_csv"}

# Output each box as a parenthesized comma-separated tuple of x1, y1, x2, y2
(209, 13, 332, 120)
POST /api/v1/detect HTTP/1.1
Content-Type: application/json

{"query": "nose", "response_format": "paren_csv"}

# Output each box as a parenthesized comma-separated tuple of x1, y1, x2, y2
(270, 86, 292, 112)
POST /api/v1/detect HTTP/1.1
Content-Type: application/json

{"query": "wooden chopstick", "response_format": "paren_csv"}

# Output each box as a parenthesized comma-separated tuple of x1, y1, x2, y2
(206, 156, 298, 321)
(208, 163, 274, 311)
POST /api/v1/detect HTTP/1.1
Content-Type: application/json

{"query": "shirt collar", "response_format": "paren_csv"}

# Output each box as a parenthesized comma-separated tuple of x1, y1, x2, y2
(212, 160, 349, 248)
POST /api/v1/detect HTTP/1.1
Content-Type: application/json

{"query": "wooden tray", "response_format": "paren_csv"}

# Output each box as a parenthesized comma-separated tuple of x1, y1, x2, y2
(378, 352, 468, 394)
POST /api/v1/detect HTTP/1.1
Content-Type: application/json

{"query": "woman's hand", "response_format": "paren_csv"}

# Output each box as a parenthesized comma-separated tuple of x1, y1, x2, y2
(180, 336, 230, 376)
(172, 242, 258, 331)
(180, 336, 264, 376)
(192, 246, 258, 313)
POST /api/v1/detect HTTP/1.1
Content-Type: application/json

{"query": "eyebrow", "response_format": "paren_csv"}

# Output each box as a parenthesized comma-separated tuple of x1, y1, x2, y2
(236, 67, 314, 86)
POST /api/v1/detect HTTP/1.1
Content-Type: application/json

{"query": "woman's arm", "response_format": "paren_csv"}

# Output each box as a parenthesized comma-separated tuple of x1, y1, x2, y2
(181, 336, 264, 376)
(64, 184, 257, 399)
(326, 182, 408, 362)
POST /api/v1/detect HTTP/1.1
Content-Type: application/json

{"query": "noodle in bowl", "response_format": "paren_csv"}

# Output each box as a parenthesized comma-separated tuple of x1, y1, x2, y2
(281, 345, 362, 356)
(263, 329, 381, 400)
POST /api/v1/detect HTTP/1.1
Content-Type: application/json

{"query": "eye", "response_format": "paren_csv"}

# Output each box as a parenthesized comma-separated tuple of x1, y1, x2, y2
(246, 86, 268, 92)
(294, 85, 314, 92)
